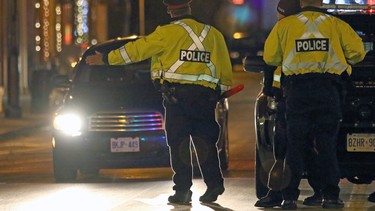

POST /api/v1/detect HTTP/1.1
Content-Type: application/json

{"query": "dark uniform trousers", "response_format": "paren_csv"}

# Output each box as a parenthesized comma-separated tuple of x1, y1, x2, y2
(271, 87, 322, 198)
(276, 97, 322, 194)
(163, 83, 224, 192)
(281, 73, 342, 201)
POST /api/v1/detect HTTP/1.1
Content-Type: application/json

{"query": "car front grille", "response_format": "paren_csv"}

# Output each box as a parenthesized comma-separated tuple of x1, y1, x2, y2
(89, 111, 164, 132)
(351, 80, 375, 89)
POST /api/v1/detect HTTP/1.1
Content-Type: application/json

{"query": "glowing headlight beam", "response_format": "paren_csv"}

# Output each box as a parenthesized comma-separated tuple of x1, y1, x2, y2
(53, 113, 82, 136)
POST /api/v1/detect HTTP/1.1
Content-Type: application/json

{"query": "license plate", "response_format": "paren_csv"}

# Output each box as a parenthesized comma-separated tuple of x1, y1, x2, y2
(110, 137, 140, 152)
(346, 133, 375, 152)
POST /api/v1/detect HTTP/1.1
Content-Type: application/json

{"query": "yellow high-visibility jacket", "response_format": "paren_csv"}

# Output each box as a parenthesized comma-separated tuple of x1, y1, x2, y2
(263, 7, 366, 76)
(107, 16, 233, 92)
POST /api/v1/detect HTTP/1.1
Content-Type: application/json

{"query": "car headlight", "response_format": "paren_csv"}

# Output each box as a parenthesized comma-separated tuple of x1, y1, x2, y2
(53, 113, 83, 136)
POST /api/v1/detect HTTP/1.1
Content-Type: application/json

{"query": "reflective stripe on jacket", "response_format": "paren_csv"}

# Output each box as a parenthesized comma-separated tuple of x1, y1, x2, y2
(272, 66, 282, 89)
(107, 17, 232, 92)
(263, 8, 366, 76)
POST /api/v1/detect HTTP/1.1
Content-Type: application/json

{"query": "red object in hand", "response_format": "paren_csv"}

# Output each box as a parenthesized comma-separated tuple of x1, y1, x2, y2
(221, 84, 244, 99)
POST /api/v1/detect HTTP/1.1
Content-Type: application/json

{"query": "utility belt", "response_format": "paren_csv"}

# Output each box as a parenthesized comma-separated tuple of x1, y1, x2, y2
(284, 72, 341, 84)
(282, 73, 346, 101)
(156, 80, 219, 104)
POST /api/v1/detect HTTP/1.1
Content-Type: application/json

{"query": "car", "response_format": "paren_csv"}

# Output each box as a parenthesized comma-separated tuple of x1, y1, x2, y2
(226, 33, 265, 71)
(243, 3, 375, 198)
(51, 36, 230, 182)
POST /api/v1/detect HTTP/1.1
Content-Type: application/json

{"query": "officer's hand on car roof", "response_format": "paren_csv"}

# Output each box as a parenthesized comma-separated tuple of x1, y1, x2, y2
(86, 51, 105, 65)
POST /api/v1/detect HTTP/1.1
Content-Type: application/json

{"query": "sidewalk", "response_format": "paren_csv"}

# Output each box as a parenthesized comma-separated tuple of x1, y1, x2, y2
(0, 94, 50, 140)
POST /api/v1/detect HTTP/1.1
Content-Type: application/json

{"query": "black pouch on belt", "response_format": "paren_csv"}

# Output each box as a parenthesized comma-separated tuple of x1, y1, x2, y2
(160, 82, 178, 104)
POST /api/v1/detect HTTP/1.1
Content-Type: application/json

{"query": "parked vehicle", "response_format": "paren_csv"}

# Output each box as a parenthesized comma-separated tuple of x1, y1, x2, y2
(226, 34, 264, 68)
(51, 36, 229, 182)
(244, 3, 375, 198)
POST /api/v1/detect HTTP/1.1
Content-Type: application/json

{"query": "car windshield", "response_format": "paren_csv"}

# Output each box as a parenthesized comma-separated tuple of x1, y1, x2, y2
(322, 2, 375, 54)
(323, 0, 375, 6)
(74, 60, 151, 84)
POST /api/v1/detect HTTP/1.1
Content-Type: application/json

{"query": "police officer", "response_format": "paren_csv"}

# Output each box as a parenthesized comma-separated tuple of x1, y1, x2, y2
(85, 0, 232, 205)
(263, 0, 366, 209)
(255, 0, 322, 208)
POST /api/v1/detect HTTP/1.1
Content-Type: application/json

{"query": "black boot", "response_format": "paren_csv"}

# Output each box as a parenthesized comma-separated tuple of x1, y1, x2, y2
(199, 186, 225, 203)
(369, 192, 375, 203)
(322, 198, 344, 209)
(254, 191, 282, 208)
(303, 193, 322, 206)
(281, 200, 297, 210)
(168, 190, 192, 204)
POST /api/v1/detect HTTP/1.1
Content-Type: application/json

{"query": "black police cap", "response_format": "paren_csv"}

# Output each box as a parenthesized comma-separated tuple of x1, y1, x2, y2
(277, 0, 301, 16)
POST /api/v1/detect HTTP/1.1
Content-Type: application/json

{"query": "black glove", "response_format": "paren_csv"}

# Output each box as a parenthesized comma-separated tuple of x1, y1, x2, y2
(263, 65, 276, 96)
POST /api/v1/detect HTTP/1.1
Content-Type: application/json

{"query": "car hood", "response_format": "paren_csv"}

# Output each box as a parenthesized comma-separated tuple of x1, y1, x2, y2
(60, 82, 163, 115)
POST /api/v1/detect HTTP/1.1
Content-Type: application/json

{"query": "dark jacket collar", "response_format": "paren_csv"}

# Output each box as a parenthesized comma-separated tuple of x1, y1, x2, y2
(170, 15, 205, 24)
(301, 6, 328, 14)
(160, 15, 204, 26)
(171, 14, 194, 21)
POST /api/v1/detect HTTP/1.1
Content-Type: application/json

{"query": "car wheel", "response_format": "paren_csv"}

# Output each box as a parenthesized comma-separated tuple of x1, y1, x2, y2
(192, 150, 202, 178)
(53, 149, 78, 182)
(218, 120, 229, 171)
(255, 147, 269, 198)
(216, 100, 229, 171)
(191, 110, 229, 178)
(191, 125, 229, 177)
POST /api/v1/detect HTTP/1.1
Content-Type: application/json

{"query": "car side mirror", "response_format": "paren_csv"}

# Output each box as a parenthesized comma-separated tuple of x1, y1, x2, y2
(243, 56, 267, 73)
